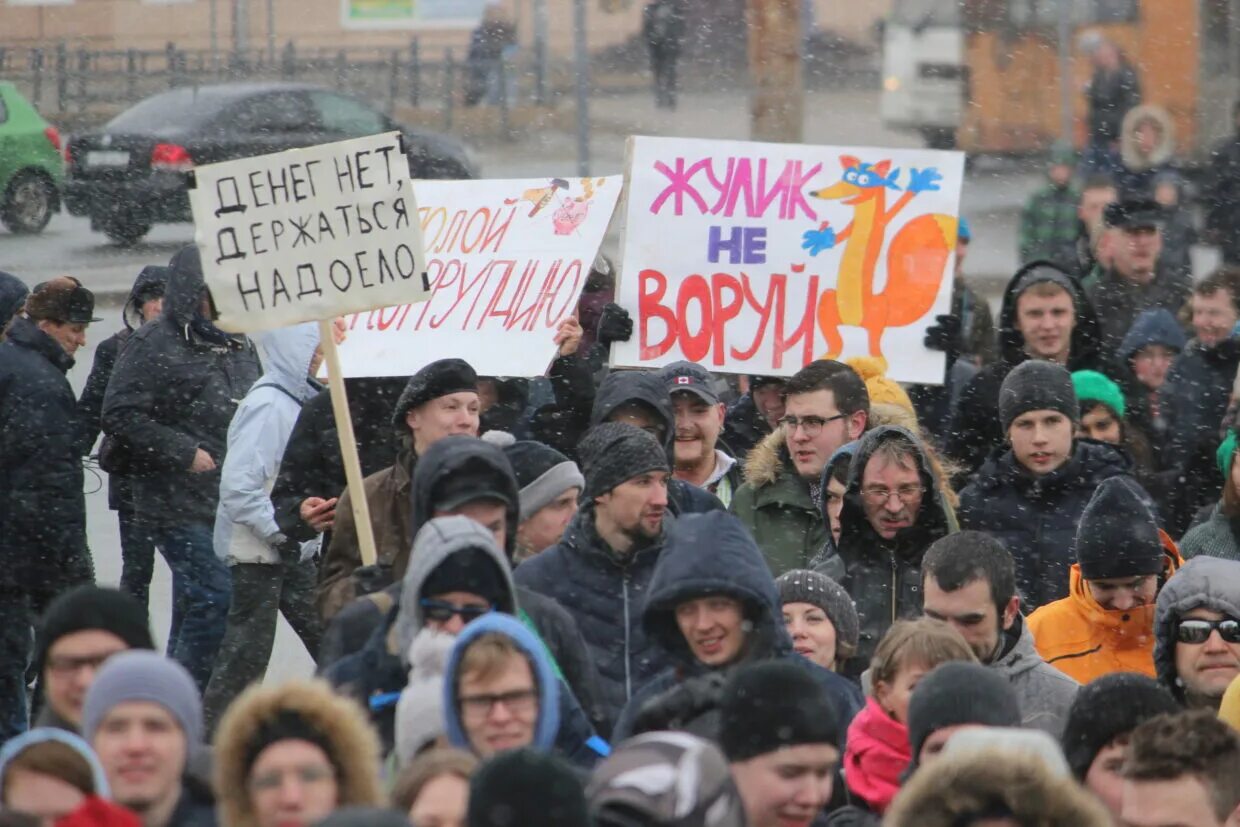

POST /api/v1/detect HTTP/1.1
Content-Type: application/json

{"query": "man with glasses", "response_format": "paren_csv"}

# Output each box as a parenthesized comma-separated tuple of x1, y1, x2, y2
(1029, 477, 1183, 683)
(731, 360, 869, 575)
(1153, 556, 1240, 711)
(811, 427, 954, 679)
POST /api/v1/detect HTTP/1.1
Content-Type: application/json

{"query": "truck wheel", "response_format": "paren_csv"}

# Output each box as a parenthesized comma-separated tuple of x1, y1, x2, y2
(1, 171, 55, 234)
(921, 128, 957, 151)
(101, 217, 152, 246)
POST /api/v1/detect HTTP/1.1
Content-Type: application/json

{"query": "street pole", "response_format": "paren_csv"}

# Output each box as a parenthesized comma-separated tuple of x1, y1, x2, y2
(573, 0, 590, 175)
(267, 0, 275, 64)
(233, 0, 250, 61)
(1057, 0, 1073, 143)
(209, 0, 219, 70)
(747, 0, 803, 143)
(535, 0, 550, 104)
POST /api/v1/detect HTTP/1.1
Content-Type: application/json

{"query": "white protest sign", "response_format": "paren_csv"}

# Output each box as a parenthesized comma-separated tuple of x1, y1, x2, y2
(610, 136, 966, 383)
(188, 131, 428, 333)
(335, 175, 621, 378)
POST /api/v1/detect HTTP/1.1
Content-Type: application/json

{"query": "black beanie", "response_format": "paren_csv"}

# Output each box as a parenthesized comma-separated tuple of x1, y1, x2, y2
(1075, 477, 1165, 580)
(719, 661, 840, 762)
(1061, 672, 1179, 781)
(35, 586, 154, 673)
(419, 547, 509, 607)
(579, 422, 669, 501)
(468, 749, 589, 827)
(431, 455, 518, 514)
(906, 662, 1022, 760)
(998, 360, 1079, 433)
(391, 358, 478, 426)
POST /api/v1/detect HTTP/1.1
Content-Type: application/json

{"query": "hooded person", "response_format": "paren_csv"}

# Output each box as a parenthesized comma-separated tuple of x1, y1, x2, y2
(101, 245, 261, 690)
(0, 728, 112, 825)
(318, 437, 605, 738)
(587, 731, 747, 827)
(1028, 477, 1183, 683)
(1117, 104, 1178, 201)
(514, 423, 678, 732)
(722, 375, 786, 459)
(316, 358, 480, 621)
(0, 276, 101, 739)
(0, 270, 28, 340)
(589, 369, 724, 515)
(75, 265, 167, 610)
(957, 360, 1138, 609)
(611, 512, 863, 742)
(202, 323, 326, 732)
(1153, 555, 1240, 710)
(817, 441, 858, 549)
(213, 680, 384, 827)
(1059, 673, 1180, 822)
(1117, 307, 1186, 465)
(946, 260, 1109, 477)
(811, 426, 955, 679)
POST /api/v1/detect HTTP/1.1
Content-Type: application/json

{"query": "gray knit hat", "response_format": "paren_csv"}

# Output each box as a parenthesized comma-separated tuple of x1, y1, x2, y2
(998, 360, 1079, 433)
(579, 422, 669, 501)
(82, 651, 202, 747)
(775, 570, 860, 657)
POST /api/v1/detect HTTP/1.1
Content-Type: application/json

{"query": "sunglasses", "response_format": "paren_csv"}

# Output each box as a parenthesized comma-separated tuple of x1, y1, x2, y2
(1176, 618, 1240, 645)
(420, 599, 492, 624)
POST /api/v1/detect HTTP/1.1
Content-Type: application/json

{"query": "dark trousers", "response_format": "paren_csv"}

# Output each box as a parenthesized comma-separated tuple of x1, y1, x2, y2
(118, 511, 157, 612)
(651, 49, 679, 109)
(201, 551, 323, 733)
(151, 522, 231, 691)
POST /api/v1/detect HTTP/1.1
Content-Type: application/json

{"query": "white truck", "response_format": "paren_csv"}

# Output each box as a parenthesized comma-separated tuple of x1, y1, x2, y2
(879, 0, 966, 149)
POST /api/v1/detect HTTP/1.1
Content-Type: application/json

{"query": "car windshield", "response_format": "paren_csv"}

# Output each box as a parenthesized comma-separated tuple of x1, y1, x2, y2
(890, 0, 961, 27)
(105, 88, 228, 132)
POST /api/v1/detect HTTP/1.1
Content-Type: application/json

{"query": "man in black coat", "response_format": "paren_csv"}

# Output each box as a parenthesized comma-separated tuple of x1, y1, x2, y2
(0, 276, 99, 741)
(76, 266, 167, 612)
(102, 245, 261, 691)
(722, 375, 785, 460)
(1083, 38, 1141, 177)
(1206, 100, 1240, 266)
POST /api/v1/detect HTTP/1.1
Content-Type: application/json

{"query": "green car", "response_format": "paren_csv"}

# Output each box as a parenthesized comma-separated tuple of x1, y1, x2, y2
(0, 82, 62, 234)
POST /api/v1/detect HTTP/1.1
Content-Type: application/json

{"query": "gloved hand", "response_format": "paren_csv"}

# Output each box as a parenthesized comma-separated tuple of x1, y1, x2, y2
(597, 302, 634, 347)
(924, 313, 963, 363)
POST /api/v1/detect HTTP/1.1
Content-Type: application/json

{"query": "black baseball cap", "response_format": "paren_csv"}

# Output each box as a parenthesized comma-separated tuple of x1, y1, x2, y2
(660, 360, 720, 405)
(1104, 199, 1162, 231)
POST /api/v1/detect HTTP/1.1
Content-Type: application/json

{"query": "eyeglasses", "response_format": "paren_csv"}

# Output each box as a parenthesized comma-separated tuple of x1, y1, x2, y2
(459, 688, 538, 720)
(45, 650, 123, 676)
(778, 413, 848, 438)
(1176, 618, 1240, 645)
(421, 599, 492, 624)
(249, 765, 336, 792)
(860, 484, 925, 505)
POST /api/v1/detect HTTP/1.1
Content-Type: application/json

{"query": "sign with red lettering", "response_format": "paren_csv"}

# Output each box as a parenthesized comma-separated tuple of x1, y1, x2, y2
(188, 132, 428, 333)
(610, 136, 966, 383)
(334, 175, 621, 377)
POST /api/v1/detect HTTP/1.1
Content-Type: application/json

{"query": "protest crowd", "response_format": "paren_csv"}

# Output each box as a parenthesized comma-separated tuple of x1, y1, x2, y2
(12, 65, 1240, 827)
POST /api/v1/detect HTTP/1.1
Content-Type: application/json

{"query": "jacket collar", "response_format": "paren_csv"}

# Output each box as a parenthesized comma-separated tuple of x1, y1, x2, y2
(7, 316, 73, 372)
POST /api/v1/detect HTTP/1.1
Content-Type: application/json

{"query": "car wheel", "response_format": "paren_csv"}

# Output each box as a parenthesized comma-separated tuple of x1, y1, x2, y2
(1, 171, 55, 234)
(100, 217, 152, 246)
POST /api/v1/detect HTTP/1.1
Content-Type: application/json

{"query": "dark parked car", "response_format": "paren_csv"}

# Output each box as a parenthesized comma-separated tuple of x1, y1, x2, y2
(64, 82, 476, 245)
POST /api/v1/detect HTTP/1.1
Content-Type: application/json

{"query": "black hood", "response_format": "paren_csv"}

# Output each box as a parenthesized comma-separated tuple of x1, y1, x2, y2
(164, 244, 208, 329)
(591, 371, 675, 459)
(0, 271, 28, 328)
(409, 435, 520, 559)
(642, 511, 788, 670)
(123, 266, 169, 331)
(826, 425, 951, 559)
(997, 261, 1104, 369)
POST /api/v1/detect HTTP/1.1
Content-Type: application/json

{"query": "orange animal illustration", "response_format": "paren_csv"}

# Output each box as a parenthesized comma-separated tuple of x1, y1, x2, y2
(801, 156, 957, 359)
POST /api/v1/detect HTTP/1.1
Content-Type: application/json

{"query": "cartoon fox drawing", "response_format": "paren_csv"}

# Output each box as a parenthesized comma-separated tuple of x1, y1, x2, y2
(801, 156, 957, 360)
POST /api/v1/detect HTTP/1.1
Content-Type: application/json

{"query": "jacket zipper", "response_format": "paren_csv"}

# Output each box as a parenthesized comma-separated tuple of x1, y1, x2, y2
(622, 570, 633, 699)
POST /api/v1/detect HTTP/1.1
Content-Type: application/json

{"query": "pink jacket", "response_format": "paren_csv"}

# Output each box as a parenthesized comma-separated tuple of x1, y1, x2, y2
(844, 697, 912, 814)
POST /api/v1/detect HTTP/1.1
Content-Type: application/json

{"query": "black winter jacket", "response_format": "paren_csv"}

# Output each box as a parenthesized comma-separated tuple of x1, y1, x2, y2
(1207, 133, 1240, 265)
(812, 427, 955, 679)
(1086, 63, 1141, 145)
(590, 371, 724, 515)
(1087, 265, 1191, 359)
(102, 246, 260, 526)
(514, 507, 674, 729)
(959, 440, 1137, 610)
(612, 512, 863, 742)
(0, 317, 91, 591)
(946, 263, 1110, 478)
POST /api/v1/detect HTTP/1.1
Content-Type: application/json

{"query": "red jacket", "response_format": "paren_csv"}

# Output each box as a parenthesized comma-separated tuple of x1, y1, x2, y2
(844, 697, 911, 814)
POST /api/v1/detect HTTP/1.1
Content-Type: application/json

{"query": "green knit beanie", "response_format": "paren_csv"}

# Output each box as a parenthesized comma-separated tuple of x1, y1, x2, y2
(1218, 430, 1239, 479)
(1072, 370, 1125, 419)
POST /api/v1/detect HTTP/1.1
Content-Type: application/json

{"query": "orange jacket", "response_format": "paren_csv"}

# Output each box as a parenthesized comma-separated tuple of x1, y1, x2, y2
(1027, 531, 1182, 684)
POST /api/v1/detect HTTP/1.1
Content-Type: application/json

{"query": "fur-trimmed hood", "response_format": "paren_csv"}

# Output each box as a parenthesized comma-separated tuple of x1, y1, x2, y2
(1121, 104, 1176, 172)
(214, 680, 384, 827)
(742, 428, 790, 488)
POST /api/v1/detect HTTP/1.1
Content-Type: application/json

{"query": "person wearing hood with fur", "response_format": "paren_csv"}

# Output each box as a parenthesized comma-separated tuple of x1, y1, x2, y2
(0, 270, 27, 340)
(1116, 104, 1178, 201)
(1153, 555, 1240, 710)
(946, 261, 1108, 477)
(1028, 477, 1183, 683)
(202, 323, 327, 732)
(812, 427, 955, 679)
(612, 511, 862, 742)
(75, 265, 166, 611)
(213, 680, 384, 827)
(101, 245, 261, 690)
(590, 370, 724, 515)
